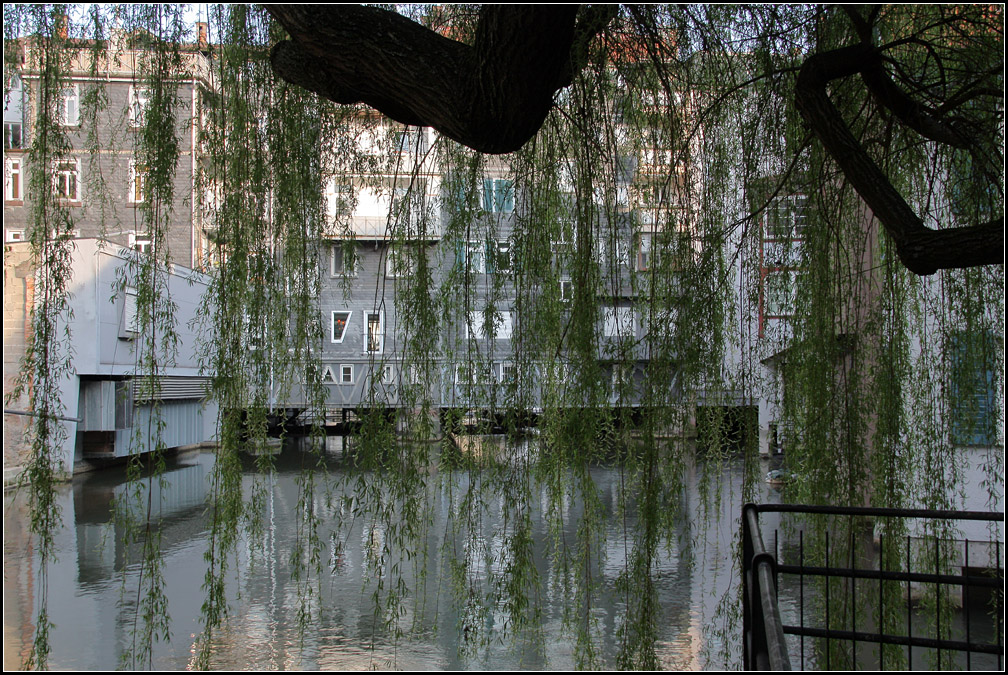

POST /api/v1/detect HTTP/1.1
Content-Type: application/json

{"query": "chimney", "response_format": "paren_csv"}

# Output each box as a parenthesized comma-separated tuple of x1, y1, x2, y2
(54, 12, 68, 40)
(197, 22, 208, 50)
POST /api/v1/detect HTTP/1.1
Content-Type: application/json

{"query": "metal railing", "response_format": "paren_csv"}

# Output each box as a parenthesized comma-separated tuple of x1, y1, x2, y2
(742, 503, 1004, 671)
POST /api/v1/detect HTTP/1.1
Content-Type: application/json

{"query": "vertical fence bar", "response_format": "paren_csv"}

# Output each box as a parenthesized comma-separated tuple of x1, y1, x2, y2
(935, 536, 942, 670)
(998, 540, 1003, 672)
(741, 505, 792, 671)
(850, 522, 856, 668)
(879, 531, 884, 671)
(743, 505, 753, 671)
(906, 535, 912, 670)
(825, 529, 831, 671)
(800, 528, 805, 670)
(964, 539, 971, 670)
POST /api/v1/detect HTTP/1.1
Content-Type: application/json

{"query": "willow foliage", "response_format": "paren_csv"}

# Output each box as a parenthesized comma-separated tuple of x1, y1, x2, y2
(4, 3, 1003, 670)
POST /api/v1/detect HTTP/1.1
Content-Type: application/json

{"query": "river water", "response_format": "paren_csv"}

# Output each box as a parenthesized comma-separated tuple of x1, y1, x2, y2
(3, 438, 1000, 670)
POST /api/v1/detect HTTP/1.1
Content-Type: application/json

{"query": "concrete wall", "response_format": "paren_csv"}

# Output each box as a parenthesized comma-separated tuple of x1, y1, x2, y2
(3, 239, 217, 477)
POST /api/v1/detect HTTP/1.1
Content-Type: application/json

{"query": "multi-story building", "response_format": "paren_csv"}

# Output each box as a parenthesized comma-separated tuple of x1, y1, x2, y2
(3, 25, 218, 476)
(243, 51, 717, 438)
(14, 16, 994, 481)
(4, 24, 216, 263)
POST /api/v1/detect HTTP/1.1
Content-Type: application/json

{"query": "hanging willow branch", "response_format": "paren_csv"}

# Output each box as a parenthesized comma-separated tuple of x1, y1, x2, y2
(5, 4, 1002, 670)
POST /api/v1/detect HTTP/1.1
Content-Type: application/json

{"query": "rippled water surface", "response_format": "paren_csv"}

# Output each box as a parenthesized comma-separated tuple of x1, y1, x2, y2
(8, 438, 996, 670)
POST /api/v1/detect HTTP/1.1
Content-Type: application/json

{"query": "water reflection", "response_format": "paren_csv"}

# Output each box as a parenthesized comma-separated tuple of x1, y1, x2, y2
(5, 439, 786, 670)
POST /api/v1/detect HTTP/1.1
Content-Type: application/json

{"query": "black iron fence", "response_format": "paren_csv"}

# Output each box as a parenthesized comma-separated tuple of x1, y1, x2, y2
(742, 503, 1004, 671)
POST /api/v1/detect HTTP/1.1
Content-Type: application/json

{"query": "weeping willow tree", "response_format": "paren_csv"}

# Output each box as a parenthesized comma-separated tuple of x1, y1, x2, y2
(4, 3, 1003, 670)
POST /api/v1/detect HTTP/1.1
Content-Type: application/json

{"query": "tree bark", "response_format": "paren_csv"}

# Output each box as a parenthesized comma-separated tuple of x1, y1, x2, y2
(265, 5, 585, 154)
(795, 43, 1003, 275)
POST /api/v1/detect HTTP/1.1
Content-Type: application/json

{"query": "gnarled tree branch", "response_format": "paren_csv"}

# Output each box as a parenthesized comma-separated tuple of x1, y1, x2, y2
(265, 5, 611, 154)
(795, 43, 1003, 275)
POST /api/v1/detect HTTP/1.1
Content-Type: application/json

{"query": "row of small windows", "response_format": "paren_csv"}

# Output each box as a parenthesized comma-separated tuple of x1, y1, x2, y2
(3, 82, 153, 141)
(328, 234, 660, 279)
(6, 227, 152, 253)
(328, 305, 635, 347)
(315, 362, 517, 387)
(329, 310, 514, 353)
(316, 361, 635, 393)
(4, 156, 148, 203)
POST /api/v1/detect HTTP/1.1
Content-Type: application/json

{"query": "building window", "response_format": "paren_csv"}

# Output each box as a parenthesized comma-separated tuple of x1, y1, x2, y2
(59, 85, 79, 126)
(554, 218, 575, 250)
(121, 287, 139, 338)
(4, 73, 24, 148)
(129, 160, 147, 203)
(603, 306, 634, 338)
(759, 194, 806, 335)
(499, 361, 516, 384)
(545, 361, 571, 383)
(53, 158, 80, 202)
(386, 246, 414, 278)
(6, 229, 25, 242)
(340, 364, 354, 384)
(321, 365, 337, 384)
(380, 364, 395, 384)
(455, 362, 478, 386)
(559, 278, 574, 303)
(4, 122, 22, 149)
(765, 195, 807, 240)
(128, 232, 153, 254)
(404, 364, 422, 385)
(949, 331, 998, 446)
(365, 311, 384, 353)
(458, 240, 487, 274)
(637, 232, 652, 271)
(496, 240, 512, 272)
(330, 242, 358, 277)
(763, 238, 803, 269)
(596, 236, 630, 270)
(444, 174, 475, 210)
(397, 126, 427, 155)
(482, 178, 514, 213)
(129, 85, 150, 127)
(763, 270, 796, 318)
(244, 311, 265, 351)
(329, 182, 354, 216)
(467, 309, 512, 340)
(5, 157, 23, 202)
(331, 310, 351, 343)
(457, 239, 510, 275)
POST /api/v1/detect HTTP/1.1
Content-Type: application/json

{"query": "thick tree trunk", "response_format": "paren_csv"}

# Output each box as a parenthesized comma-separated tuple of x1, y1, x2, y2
(265, 5, 583, 154)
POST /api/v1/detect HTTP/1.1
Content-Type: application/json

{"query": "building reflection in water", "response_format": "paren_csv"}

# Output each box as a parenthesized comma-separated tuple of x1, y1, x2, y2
(4, 437, 791, 670)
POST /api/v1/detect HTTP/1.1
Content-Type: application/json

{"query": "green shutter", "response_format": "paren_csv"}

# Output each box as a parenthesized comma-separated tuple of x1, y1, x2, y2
(500, 180, 514, 212)
(482, 179, 493, 211)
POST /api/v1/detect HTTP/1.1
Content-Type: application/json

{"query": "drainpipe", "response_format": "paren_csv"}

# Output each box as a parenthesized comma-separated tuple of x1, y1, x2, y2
(191, 79, 197, 269)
